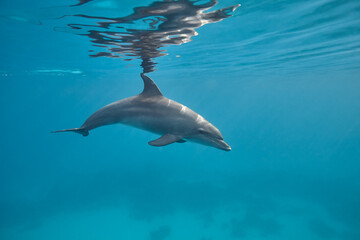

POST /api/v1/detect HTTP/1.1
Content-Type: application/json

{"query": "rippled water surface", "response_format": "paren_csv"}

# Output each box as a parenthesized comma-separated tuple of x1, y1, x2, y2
(1, 0, 360, 240)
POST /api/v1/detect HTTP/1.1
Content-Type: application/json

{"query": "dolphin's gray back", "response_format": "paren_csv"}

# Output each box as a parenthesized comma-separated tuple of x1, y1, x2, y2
(81, 94, 201, 136)
(80, 96, 137, 130)
(79, 73, 204, 134)
(126, 96, 201, 135)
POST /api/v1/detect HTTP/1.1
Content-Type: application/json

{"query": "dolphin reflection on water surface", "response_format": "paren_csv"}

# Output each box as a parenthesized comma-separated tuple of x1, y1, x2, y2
(58, 0, 240, 73)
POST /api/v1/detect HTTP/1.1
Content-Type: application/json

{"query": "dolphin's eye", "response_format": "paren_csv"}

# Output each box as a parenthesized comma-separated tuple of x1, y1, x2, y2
(198, 129, 208, 135)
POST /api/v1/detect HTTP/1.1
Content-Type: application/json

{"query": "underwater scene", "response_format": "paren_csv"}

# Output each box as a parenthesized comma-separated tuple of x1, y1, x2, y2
(1, 0, 360, 239)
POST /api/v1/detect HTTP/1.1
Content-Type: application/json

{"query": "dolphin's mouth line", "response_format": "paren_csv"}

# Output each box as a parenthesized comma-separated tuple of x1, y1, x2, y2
(208, 137, 231, 151)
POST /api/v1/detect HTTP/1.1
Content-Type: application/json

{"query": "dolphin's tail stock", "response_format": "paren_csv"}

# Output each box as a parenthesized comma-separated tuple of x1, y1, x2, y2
(51, 127, 89, 137)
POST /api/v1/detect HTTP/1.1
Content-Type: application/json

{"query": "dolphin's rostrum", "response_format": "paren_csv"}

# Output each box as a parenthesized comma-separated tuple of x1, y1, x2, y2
(53, 74, 231, 151)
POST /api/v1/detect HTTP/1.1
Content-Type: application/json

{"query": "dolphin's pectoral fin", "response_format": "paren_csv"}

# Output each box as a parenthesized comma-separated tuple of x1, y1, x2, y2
(148, 134, 183, 147)
(177, 139, 186, 143)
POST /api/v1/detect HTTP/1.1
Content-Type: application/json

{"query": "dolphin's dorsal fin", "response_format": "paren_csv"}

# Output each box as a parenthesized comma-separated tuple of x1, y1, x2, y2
(140, 73, 163, 97)
(148, 134, 183, 147)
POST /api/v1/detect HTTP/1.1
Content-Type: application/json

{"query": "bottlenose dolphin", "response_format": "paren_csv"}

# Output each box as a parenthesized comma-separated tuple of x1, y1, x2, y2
(53, 74, 231, 151)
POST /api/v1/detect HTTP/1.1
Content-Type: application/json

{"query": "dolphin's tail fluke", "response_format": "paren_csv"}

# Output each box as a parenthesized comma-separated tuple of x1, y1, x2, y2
(51, 127, 89, 137)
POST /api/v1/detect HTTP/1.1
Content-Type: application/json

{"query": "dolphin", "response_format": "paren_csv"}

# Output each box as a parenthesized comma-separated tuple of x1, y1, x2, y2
(53, 74, 231, 151)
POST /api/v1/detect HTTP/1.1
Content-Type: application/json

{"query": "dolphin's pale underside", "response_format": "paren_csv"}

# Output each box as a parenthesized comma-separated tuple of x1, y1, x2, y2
(53, 74, 231, 151)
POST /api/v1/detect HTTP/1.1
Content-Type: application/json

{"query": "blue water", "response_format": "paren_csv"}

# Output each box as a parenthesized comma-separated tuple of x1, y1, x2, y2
(1, 0, 360, 239)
